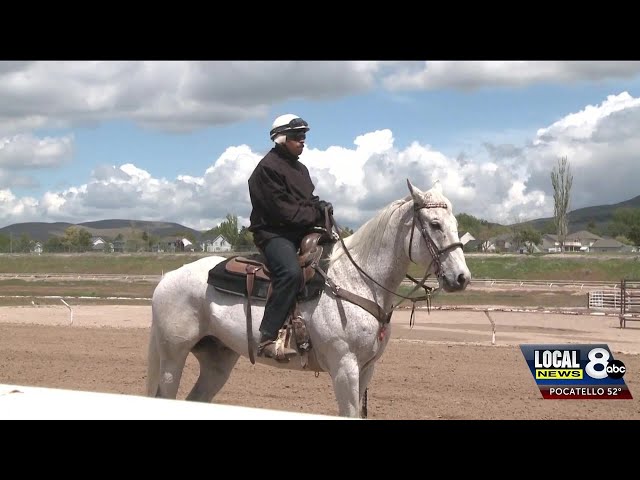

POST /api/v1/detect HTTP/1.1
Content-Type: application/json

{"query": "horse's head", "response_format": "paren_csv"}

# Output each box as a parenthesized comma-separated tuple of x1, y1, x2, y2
(405, 179, 471, 292)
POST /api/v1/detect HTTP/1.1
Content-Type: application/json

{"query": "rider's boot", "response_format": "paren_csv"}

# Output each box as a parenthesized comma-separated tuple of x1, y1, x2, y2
(257, 332, 297, 362)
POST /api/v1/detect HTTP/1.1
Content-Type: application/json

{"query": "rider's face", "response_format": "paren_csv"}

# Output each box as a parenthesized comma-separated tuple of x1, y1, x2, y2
(284, 132, 306, 156)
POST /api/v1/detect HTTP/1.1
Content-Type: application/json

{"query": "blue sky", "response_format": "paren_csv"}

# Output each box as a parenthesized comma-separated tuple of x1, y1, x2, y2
(1, 61, 640, 231)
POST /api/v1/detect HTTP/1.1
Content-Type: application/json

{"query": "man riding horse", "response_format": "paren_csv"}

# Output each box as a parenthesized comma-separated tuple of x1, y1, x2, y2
(247, 114, 334, 361)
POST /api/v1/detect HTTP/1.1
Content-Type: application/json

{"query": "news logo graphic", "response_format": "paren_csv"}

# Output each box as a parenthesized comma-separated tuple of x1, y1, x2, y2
(520, 344, 633, 399)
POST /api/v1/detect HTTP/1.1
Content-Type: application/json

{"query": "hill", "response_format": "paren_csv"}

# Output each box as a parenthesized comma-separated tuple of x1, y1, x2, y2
(0, 219, 204, 243)
(514, 194, 640, 233)
(2, 193, 640, 243)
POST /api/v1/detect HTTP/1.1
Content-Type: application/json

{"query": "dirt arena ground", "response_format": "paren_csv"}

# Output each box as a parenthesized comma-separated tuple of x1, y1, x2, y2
(1, 304, 639, 419)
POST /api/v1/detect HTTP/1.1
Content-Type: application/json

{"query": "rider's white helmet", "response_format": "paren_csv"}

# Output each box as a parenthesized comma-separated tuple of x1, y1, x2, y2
(269, 114, 310, 141)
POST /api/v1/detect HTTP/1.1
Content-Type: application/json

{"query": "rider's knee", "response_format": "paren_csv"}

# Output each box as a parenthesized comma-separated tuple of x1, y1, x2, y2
(282, 264, 303, 283)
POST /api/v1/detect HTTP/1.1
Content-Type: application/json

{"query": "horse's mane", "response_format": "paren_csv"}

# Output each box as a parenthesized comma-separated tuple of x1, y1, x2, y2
(330, 195, 412, 265)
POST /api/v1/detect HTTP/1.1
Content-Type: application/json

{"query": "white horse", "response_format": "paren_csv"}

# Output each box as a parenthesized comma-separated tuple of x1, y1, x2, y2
(146, 179, 471, 418)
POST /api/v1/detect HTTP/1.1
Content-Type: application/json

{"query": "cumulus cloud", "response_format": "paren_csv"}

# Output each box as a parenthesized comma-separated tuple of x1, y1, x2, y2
(0, 133, 74, 190)
(1, 89, 640, 231)
(523, 92, 640, 211)
(1, 62, 640, 232)
(0, 134, 73, 169)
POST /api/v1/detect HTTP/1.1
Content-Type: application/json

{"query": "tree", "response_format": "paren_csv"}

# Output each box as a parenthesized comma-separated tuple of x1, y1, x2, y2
(146, 233, 159, 251)
(0, 234, 9, 253)
(550, 156, 573, 252)
(61, 226, 92, 252)
(236, 226, 255, 251)
(16, 233, 33, 253)
(456, 213, 488, 238)
(217, 214, 239, 249)
(339, 226, 354, 238)
(629, 225, 640, 246)
(540, 220, 556, 235)
(44, 236, 64, 253)
(514, 226, 542, 254)
(609, 208, 640, 245)
(587, 220, 600, 236)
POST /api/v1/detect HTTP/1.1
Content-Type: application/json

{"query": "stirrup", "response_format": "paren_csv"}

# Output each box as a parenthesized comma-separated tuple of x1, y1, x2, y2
(257, 338, 297, 362)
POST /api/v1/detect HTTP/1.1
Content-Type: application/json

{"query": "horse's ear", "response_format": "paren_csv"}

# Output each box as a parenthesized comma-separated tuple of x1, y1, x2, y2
(432, 179, 442, 193)
(407, 178, 424, 204)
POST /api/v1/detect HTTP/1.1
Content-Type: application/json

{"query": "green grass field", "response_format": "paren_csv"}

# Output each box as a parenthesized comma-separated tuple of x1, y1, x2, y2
(2, 252, 639, 282)
(0, 252, 635, 308)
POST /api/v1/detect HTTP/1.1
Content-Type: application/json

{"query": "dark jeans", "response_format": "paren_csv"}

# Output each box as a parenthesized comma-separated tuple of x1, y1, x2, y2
(259, 236, 304, 340)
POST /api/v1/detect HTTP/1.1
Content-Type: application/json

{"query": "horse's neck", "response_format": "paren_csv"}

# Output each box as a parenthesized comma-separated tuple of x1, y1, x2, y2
(331, 202, 411, 310)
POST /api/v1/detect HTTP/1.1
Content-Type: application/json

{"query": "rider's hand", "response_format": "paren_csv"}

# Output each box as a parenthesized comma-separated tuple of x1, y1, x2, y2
(318, 200, 334, 215)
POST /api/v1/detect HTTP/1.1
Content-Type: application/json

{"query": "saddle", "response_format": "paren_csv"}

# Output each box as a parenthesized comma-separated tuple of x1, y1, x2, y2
(207, 228, 335, 365)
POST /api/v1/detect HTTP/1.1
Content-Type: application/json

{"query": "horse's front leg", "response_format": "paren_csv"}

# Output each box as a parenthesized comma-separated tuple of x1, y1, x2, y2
(359, 364, 376, 418)
(329, 352, 361, 417)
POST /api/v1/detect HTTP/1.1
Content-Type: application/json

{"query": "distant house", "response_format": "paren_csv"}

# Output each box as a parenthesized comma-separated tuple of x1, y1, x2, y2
(31, 242, 43, 255)
(565, 230, 603, 252)
(463, 239, 481, 252)
(91, 236, 109, 252)
(488, 233, 515, 252)
(542, 232, 606, 253)
(541, 234, 561, 253)
(172, 238, 195, 252)
(590, 238, 626, 252)
(459, 232, 475, 245)
(204, 235, 232, 253)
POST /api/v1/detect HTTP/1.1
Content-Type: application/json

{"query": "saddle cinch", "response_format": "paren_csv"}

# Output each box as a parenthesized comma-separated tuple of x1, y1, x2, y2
(207, 229, 335, 365)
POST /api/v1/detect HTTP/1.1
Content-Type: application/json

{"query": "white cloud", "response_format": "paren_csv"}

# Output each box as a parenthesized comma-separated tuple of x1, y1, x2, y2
(0, 133, 74, 190)
(2, 90, 640, 231)
(0, 133, 73, 168)
(0, 62, 639, 233)
(381, 61, 640, 91)
(534, 91, 640, 143)
(2, 61, 638, 136)
(0, 61, 380, 134)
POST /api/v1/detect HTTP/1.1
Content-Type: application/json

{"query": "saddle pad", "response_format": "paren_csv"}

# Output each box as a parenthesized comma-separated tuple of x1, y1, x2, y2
(207, 256, 325, 302)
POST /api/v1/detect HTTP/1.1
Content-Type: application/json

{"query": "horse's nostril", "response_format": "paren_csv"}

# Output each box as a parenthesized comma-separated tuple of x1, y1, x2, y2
(457, 273, 468, 286)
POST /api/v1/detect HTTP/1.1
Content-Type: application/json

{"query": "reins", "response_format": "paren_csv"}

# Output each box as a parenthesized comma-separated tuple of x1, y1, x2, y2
(313, 202, 462, 327)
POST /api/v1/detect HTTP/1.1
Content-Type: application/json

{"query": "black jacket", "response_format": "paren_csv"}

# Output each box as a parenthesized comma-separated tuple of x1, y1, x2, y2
(248, 144, 325, 247)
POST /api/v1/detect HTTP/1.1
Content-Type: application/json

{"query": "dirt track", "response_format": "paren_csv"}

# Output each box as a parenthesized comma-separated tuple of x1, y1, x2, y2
(0, 305, 639, 419)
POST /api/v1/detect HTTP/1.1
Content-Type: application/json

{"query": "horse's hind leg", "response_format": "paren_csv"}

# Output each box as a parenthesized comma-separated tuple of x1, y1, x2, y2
(151, 332, 192, 400)
(186, 336, 240, 402)
(146, 326, 161, 397)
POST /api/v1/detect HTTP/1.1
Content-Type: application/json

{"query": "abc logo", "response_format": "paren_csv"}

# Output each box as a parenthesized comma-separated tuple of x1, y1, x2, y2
(606, 360, 626, 380)
(585, 347, 627, 380)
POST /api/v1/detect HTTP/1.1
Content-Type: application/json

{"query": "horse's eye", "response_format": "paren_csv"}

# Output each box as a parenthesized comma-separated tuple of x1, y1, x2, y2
(430, 221, 442, 230)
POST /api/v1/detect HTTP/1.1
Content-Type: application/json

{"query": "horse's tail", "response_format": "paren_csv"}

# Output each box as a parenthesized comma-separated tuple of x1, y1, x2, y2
(146, 322, 161, 397)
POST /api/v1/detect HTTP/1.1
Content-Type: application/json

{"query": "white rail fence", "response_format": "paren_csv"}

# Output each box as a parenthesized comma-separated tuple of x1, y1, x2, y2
(401, 278, 621, 290)
(587, 289, 622, 309)
(620, 279, 640, 328)
(0, 273, 627, 291)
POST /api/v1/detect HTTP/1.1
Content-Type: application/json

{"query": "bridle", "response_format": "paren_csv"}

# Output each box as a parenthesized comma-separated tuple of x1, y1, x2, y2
(408, 201, 464, 279)
(314, 201, 463, 327)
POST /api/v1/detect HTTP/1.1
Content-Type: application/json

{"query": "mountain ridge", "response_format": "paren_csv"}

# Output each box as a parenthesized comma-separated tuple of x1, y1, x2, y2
(1, 193, 640, 243)
(517, 194, 640, 233)
(0, 219, 204, 243)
